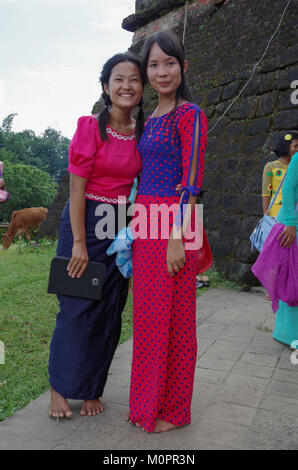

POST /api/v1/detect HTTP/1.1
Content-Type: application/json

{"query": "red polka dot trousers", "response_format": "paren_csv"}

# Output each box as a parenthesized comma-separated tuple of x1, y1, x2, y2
(128, 196, 198, 432)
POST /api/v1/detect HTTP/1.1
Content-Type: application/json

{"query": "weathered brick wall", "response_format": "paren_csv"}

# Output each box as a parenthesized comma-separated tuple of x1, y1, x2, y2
(124, 0, 298, 285)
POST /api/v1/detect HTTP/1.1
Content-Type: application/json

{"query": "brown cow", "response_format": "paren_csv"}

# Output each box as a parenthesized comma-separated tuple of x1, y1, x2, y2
(2, 207, 48, 250)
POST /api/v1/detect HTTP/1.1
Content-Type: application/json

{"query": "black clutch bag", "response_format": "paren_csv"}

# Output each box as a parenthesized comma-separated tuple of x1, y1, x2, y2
(47, 256, 106, 300)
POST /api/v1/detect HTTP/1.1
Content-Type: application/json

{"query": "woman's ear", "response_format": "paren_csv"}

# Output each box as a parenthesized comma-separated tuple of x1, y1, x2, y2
(183, 60, 188, 74)
(103, 83, 109, 96)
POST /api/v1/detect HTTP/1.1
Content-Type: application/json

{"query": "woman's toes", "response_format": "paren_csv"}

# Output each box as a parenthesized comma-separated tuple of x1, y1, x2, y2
(49, 389, 72, 419)
(153, 419, 177, 433)
(80, 399, 104, 416)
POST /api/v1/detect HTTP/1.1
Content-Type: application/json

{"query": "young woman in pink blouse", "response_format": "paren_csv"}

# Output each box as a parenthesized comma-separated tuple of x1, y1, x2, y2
(49, 53, 144, 419)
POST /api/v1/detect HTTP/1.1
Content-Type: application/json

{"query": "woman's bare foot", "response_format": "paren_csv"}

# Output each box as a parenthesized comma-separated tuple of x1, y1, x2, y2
(80, 398, 104, 416)
(153, 419, 179, 433)
(125, 410, 143, 428)
(49, 388, 73, 419)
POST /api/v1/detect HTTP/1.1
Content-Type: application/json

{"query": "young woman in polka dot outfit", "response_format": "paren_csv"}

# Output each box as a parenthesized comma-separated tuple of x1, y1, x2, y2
(127, 31, 208, 433)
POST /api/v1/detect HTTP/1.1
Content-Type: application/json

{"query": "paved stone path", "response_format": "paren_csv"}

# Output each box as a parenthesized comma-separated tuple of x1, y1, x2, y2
(1, 288, 298, 450)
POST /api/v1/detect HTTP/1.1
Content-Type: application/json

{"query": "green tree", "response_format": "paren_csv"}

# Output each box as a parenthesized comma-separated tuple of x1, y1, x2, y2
(0, 114, 70, 183)
(0, 162, 58, 222)
(1, 113, 18, 133)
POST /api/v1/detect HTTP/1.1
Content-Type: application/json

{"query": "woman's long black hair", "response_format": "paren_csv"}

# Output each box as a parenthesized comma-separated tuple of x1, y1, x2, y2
(97, 52, 144, 142)
(141, 31, 193, 110)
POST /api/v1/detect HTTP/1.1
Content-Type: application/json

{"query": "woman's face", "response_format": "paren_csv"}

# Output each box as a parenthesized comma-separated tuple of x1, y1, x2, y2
(146, 42, 184, 98)
(289, 139, 298, 157)
(104, 61, 143, 110)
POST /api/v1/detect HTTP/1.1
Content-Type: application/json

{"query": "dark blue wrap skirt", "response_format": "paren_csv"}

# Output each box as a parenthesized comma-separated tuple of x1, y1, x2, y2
(48, 199, 130, 399)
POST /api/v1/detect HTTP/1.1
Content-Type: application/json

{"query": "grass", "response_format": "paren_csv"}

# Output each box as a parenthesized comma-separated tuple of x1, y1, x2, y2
(0, 239, 133, 422)
(0, 239, 238, 422)
(196, 268, 240, 296)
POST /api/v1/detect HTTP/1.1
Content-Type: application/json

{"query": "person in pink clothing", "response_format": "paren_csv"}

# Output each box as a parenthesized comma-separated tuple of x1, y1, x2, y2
(49, 52, 144, 419)
(127, 31, 208, 433)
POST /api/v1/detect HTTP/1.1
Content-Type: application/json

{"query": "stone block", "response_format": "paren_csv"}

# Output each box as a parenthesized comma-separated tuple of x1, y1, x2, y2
(243, 409, 298, 450)
(273, 109, 298, 130)
(229, 262, 251, 281)
(230, 96, 259, 119)
(208, 117, 230, 136)
(279, 47, 298, 69)
(243, 134, 267, 154)
(206, 87, 222, 106)
(221, 193, 241, 213)
(247, 117, 270, 135)
(232, 361, 274, 379)
(220, 216, 241, 234)
(256, 92, 278, 116)
(241, 351, 279, 368)
(242, 77, 260, 98)
(196, 368, 227, 385)
(212, 238, 232, 258)
(204, 158, 220, 172)
(226, 122, 249, 136)
(258, 71, 277, 94)
(221, 140, 243, 156)
(272, 368, 298, 385)
(241, 158, 257, 172)
(240, 266, 259, 286)
(205, 106, 215, 119)
(215, 373, 270, 407)
(259, 394, 298, 420)
(197, 356, 236, 372)
(222, 158, 239, 173)
(236, 240, 256, 263)
(239, 216, 259, 239)
(277, 67, 298, 91)
(277, 90, 296, 111)
(204, 401, 257, 427)
(222, 81, 242, 101)
(241, 194, 262, 216)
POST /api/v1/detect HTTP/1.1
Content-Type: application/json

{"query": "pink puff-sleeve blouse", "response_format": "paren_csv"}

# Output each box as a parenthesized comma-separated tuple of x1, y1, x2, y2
(68, 115, 142, 201)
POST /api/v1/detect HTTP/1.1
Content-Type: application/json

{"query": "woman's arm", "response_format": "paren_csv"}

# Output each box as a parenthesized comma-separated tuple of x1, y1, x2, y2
(277, 152, 298, 248)
(66, 116, 98, 277)
(262, 163, 272, 215)
(167, 107, 208, 277)
(262, 196, 270, 216)
(67, 174, 89, 278)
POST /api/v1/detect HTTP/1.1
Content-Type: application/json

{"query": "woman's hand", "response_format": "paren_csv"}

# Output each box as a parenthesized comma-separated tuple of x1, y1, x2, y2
(0, 178, 5, 190)
(167, 238, 185, 277)
(175, 183, 182, 193)
(277, 226, 297, 248)
(67, 240, 89, 278)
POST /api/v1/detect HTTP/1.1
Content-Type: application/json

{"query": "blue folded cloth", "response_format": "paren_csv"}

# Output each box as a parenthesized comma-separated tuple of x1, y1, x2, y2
(106, 226, 134, 278)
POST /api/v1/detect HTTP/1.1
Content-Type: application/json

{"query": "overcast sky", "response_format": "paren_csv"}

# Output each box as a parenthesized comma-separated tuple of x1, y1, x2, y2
(0, 0, 135, 139)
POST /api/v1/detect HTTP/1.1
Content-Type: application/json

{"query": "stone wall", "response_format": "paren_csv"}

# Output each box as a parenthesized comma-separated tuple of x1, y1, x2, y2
(37, 0, 298, 286)
(123, 0, 298, 285)
(37, 172, 69, 240)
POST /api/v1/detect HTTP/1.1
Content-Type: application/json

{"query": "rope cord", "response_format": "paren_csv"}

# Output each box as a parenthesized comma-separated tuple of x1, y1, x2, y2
(207, 0, 292, 135)
(182, 0, 189, 45)
(180, 0, 292, 134)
